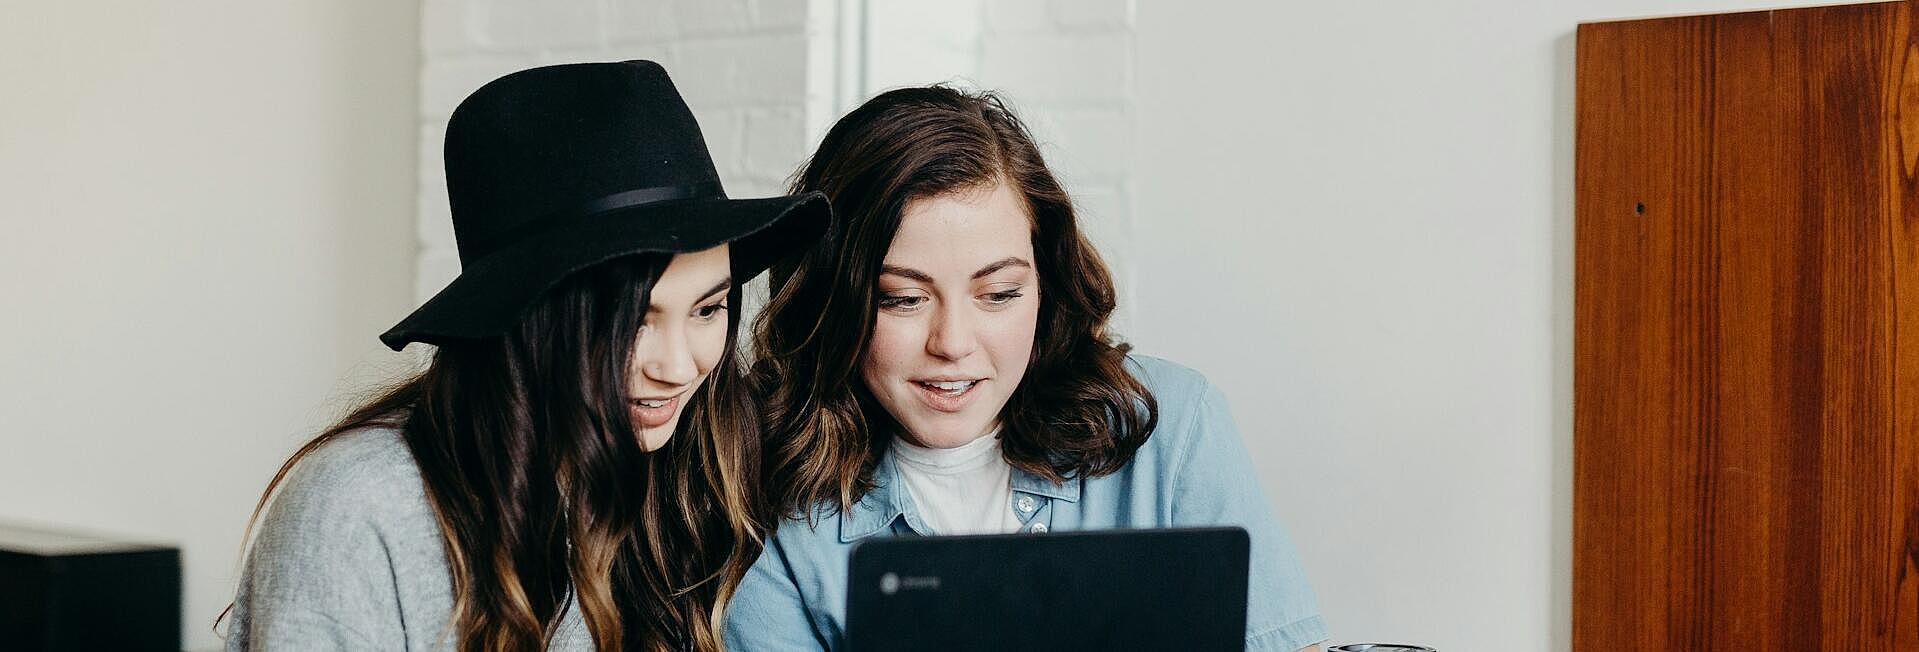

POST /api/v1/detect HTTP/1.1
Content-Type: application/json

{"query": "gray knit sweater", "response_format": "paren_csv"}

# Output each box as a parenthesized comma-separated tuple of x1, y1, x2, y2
(223, 428, 592, 650)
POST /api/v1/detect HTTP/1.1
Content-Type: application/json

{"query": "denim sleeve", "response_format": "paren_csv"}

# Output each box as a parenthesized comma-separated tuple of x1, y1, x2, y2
(1170, 381, 1330, 652)
(724, 535, 831, 651)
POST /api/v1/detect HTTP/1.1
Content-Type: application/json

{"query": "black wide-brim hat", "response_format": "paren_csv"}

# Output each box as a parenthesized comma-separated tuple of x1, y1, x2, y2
(380, 60, 831, 351)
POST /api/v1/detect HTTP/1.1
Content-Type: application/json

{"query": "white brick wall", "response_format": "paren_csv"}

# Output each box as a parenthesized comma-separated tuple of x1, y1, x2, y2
(849, 0, 1138, 336)
(873, 0, 1139, 336)
(413, 1, 1136, 337)
(414, 0, 829, 303)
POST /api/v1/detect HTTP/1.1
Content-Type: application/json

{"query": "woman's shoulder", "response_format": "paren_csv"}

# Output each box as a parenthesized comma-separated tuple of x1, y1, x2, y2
(257, 427, 432, 541)
(767, 501, 855, 547)
(230, 429, 449, 646)
(1120, 354, 1205, 385)
(297, 427, 418, 476)
(1117, 353, 1239, 463)
(1121, 353, 1227, 417)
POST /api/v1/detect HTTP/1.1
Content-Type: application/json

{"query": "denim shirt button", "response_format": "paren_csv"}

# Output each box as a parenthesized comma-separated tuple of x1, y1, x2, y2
(1029, 522, 1048, 534)
(1015, 496, 1036, 513)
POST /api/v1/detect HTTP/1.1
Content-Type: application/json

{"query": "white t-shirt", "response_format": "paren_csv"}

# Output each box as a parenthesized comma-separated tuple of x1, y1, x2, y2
(889, 431, 1023, 535)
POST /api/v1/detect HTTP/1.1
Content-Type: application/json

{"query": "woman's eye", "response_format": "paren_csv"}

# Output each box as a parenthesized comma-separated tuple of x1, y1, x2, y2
(695, 303, 728, 320)
(878, 295, 927, 311)
(982, 290, 1024, 305)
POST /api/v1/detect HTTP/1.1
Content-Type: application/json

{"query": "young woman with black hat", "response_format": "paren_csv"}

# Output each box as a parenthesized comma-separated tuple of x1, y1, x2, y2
(221, 61, 829, 651)
(725, 86, 1328, 651)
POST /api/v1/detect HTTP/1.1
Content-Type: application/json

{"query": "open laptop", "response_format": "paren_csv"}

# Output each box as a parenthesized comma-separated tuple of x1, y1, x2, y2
(846, 526, 1250, 651)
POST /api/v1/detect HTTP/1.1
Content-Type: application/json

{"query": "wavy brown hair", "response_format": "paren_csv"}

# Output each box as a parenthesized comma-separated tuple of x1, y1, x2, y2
(226, 254, 762, 651)
(753, 86, 1158, 516)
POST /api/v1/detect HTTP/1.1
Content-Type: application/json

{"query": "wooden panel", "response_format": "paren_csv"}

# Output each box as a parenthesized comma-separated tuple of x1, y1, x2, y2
(1575, 2, 1919, 650)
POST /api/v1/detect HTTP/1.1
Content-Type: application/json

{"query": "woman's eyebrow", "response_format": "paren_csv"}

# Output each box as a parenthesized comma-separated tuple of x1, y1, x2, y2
(879, 258, 1031, 284)
(880, 265, 934, 283)
(971, 257, 1031, 280)
(646, 277, 733, 314)
(697, 277, 733, 301)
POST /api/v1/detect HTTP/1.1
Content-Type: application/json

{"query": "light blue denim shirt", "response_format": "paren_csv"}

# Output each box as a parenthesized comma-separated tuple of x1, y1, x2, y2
(724, 355, 1328, 651)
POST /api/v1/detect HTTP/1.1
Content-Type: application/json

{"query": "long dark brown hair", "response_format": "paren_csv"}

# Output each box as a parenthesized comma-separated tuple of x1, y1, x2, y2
(229, 254, 762, 651)
(752, 86, 1158, 517)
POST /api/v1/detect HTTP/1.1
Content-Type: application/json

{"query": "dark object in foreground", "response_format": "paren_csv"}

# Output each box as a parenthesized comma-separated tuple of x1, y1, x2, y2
(0, 523, 180, 651)
(847, 527, 1250, 651)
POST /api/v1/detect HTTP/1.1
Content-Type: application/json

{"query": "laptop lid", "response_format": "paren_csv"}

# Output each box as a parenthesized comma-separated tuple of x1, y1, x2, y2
(846, 526, 1250, 651)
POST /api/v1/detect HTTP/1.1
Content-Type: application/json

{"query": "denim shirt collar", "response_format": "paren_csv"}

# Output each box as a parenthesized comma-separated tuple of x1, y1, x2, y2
(838, 443, 1082, 543)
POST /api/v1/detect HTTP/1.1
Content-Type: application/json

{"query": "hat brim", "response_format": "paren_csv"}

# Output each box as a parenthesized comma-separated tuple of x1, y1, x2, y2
(379, 191, 830, 351)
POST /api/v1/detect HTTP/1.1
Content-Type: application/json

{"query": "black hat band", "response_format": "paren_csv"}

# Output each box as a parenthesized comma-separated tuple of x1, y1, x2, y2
(465, 180, 726, 259)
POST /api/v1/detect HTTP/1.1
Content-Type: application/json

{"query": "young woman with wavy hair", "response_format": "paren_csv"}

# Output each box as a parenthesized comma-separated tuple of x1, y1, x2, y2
(724, 86, 1327, 651)
(220, 61, 828, 651)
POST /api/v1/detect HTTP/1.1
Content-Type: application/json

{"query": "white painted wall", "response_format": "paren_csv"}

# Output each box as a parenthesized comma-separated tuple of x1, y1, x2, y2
(1129, 1, 1844, 650)
(0, 2, 418, 650)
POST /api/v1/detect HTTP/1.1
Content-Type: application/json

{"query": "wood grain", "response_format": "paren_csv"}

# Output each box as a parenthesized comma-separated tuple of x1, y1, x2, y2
(1574, 2, 1919, 649)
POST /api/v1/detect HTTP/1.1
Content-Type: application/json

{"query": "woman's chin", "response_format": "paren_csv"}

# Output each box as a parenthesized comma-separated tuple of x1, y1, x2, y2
(638, 427, 676, 452)
(899, 423, 994, 449)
